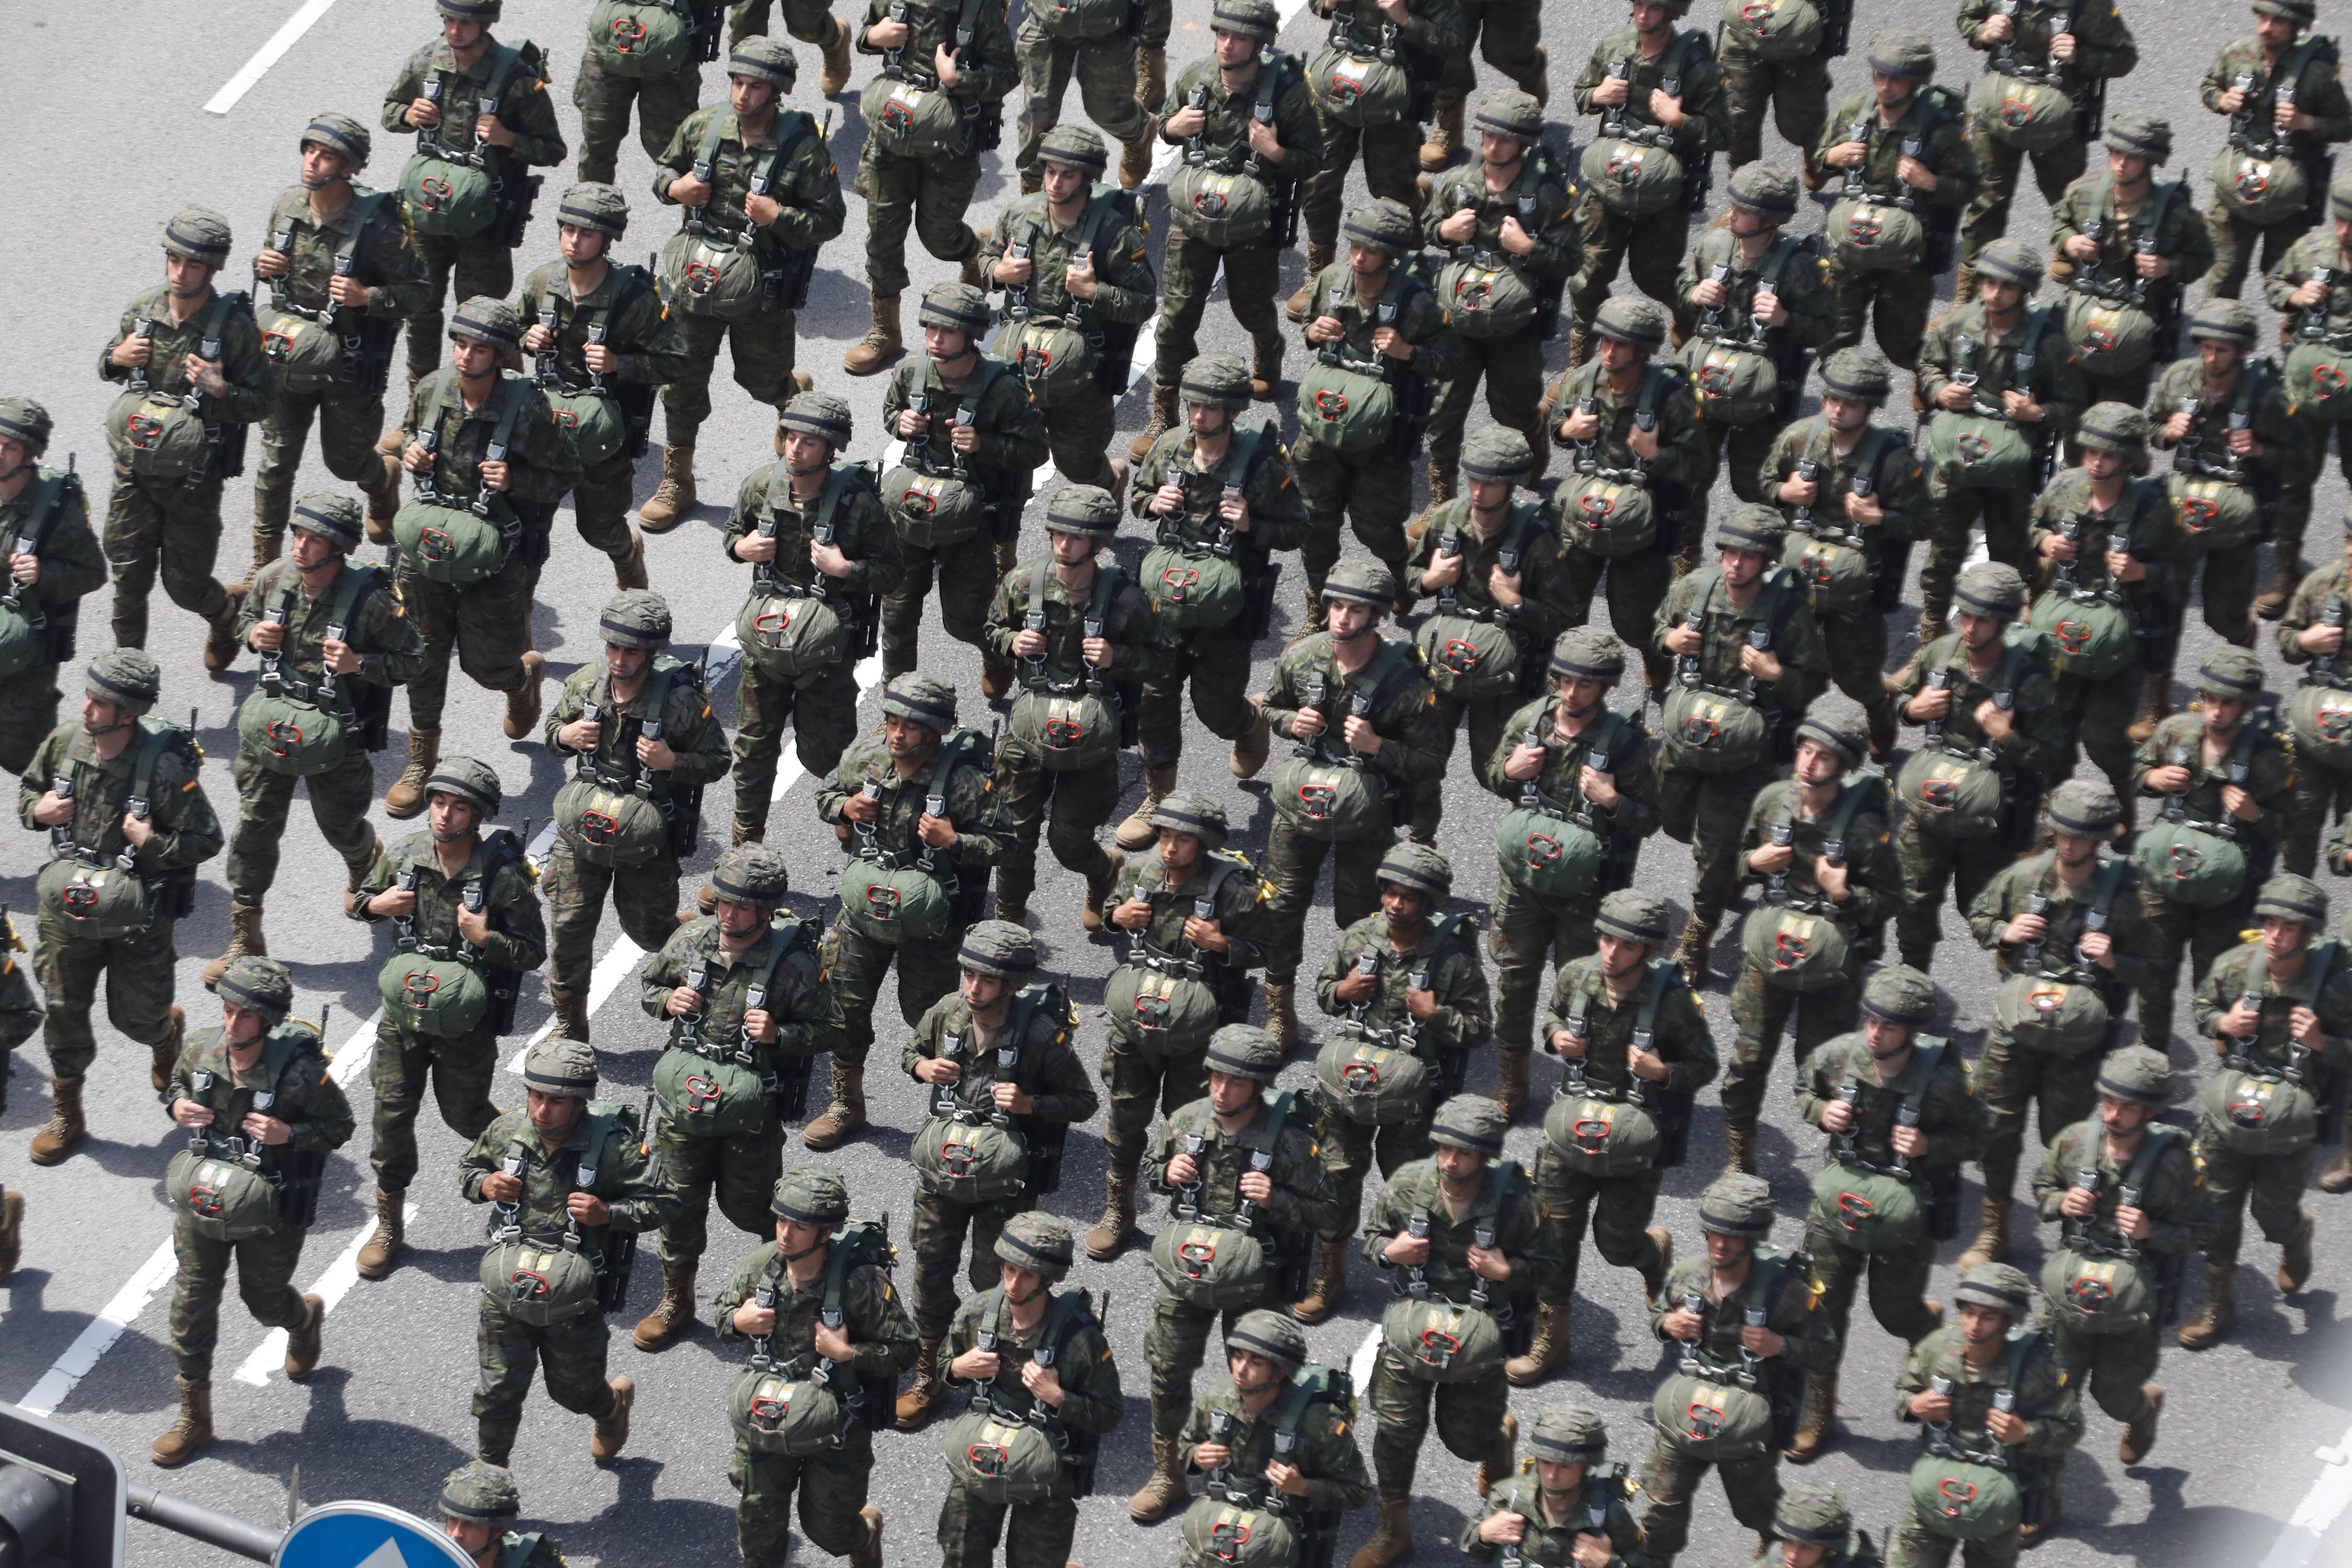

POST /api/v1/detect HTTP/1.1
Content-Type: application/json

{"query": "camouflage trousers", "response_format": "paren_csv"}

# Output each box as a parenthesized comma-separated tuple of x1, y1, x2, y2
(939, 1488, 1078, 1568)
(0, 662, 64, 775)
(474, 1297, 616, 1465)
(1531, 1144, 1662, 1309)
(654, 1115, 787, 1264)
(1569, 197, 1688, 329)
(735, 1435, 878, 1565)
(859, 145, 984, 302)
(911, 1183, 1032, 1339)
(1724, 959, 1861, 1131)
(1427, 332, 1547, 480)
(729, 0, 843, 47)
(2287, 755, 2352, 878)
(1975, 1032, 2101, 1203)
(1101, 1030, 1208, 1165)
(2136, 892, 2249, 1051)
(734, 661, 861, 833)
(1560, 548, 1674, 691)
(1661, 763, 1779, 927)
(1368, 1346, 1512, 1498)
(1431, 0, 1544, 112)
(2177, 540, 2261, 649)
(255, 383, 396, 540)
(1154, 235, 1285, 390)
(1919, 485, 2033, 626)
(103, 472, 230, 650)
(543, 837, 685, 997)
(1958, 127, 2085, 266)
(1695, 417, 1780, 508)
(397, 551, 537, 735)
(0, 968, 39, 1113)
(170, 1219, 310, 1380)
(1146, 1294, 1257, 1436)
(1137, 627, 1254, 770)
(1801, 1218, 1938, 1376)
(1720, 55, 1829, 169)
(2057, 669, 2140, 826)
(1262, 818, 1394, 984)
(1410, 688, 1519, 841)
(663, 305, 801, 453)
(1035, 383, 1121, 492)
(226, 743, 379, 904)
(1886, 1504, 2020, 1568)
(993, 750, 1119, 913)
(1295, 440, 1414, 595)
(570, 451, 643, 560)
(881, 533, 998, 676)
(370, 1018, 502, 1194)
(1634, 1436, 1783, 1563)
(1893, 815, 2015, 971)
(1317, 1089, 1434, 1243)
(36, 918, 178, 1084)
(1491, 881, 1599, 1052)
(2194, 1133, 2310, 1269)
(573, 52, 700, 188)
(2049, 1321, 2159, 1425)
(825, 918, 964, 1069)
(2206, 208, 2314, 301)
(408, 232, 517, 383)
(1302, 117, 1424, 253)
(1823, 264, 1939, 373)
(1014, 19, 1148, 176)
(1821, 590, 1890, 708)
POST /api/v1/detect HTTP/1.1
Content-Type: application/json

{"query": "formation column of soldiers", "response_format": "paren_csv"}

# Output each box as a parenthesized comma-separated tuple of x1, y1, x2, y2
(10, 0, 2352, 1563)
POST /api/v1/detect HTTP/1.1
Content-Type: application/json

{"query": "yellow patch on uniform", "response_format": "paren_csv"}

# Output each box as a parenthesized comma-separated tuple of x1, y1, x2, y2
(1330, 1419, 1348, 1437)
(2057, 1369, 2070, 1385)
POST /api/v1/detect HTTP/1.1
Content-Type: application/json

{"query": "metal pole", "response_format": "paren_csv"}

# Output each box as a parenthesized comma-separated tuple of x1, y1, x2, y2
(125, 1486, 283, 1563)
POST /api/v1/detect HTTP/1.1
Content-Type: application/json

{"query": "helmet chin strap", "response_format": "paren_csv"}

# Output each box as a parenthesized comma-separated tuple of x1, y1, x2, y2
(1005, 1275, 1050, 1307)
(780, 1227, 834, 1265)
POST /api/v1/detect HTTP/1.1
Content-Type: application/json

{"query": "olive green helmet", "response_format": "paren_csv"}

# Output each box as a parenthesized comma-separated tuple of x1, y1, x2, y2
(436, 0, 503, 20)
(1460, 425, 1535, 482)
(959, 919, 1041, 979)
(557, 182, 630, 238)
(1954, 561, 2027, 619)
(290, 493, 365, 553)
(1429, 1093, 1508, 1156)
(918, 282, 993, 337)
(2104, 111, 2172, 165)
(1473, 88, 1544, 145)
(1228, 1309, 1308, 1374)
(881, 673, 957, 732)
(1044, 483, 1121, 540)
(0, 397, 53, 457)
(1180, 353, 1253, 411)
(2095, 1045, 2172, 1108)
(1342, 198, 1418, 259)
(162, 207, 234, 269)
(2187, 298, 2259, 347)
(600, 589, 674, 649)
(1593, 295, 1667, 350)
(2076, 402, 2147, 456)
(1038, 124, 1110, 176)
(1526, 1404, 1610, 1465)
(1595, 890, 1671, 946)
(772, 1166, 851, 1227)
(2046, 779, 2122, 837)
(1861, 964, 1938, 1028)
(1715, 501, 1789, 554)
(1209, 0, 1281, 40)
(1974, 237, 2043, 289)
(778, 390, 854, 448)
(87, 649, 162, 714)
(2254, 872, 2330, 929)
(217, 955, 295, 1024)
(1865, 29, 1936, 81)
(1793, 711, 1869, 768)
(1204, 1022, 1283, 1084)
(1725, 163, 1799, 222)
(1773, 1483, 1853, 1548)
(728, 36, 798, 89)
(996, 1211, 1075, 1281)
(1376, 840, 1453, 900)
(440, 1461, 522, 1523)
(1321, 558, 1397, 607)
(449, 295, 524, 352)
(302, 111, 373, 170)
(2254, 0, 2316, 25)
(1698, 1173, 1775, 1238)
(1150, 789, 1229, 849)
(2196, 643, 2265, 699)
(424, 756, 503, 818)
(1954, 1261, 2035, 1318)
(1820, 347, 1893, 405)
(1550, 626, 1625, 685)
(710, 844, 791, 906)
(522, 1036, 599, 1099)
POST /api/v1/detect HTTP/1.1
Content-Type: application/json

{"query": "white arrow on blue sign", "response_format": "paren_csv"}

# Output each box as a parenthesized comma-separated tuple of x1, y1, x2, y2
(274, 1501, 477, 1568)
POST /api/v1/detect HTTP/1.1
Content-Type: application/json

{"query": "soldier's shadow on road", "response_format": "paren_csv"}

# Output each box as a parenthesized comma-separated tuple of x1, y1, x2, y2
(567, 1454, 740, 1561)
(244, 1366, 475, 1499)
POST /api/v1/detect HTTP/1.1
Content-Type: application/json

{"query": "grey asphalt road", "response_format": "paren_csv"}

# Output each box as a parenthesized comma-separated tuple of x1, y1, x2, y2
(6, 1, 2352, 1565)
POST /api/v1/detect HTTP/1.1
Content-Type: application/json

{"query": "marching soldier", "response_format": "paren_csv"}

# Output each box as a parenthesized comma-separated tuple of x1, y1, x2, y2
(1421, 0, 1547, 172)
(643, 39, 848, 527)
(437, 1465, 567, 1568)
(1752, 1486, 1878, 1568)
(153, 958, 354, 1467)
(572, 0, 705, 188)
(1460, 1405, 1643, 1567)
(351, 757, 547, 1279)
(1173, 1311, 1373, 1560)
(1507, 890, 1713, 1386)
(99, 208, 271, 665)
(2203, 0, 2352, 299)
(1010, 0, 1159, 190)
(2262, 200, 2352, 625)
(1716, 0, 1825, 175)
(0, 397, 109, 774)
(22, 651, 221, 1164)
(728, 0, 859, 93)
(542, 590, 731, 1041)
(2282, 517, 2352, 876)
(462, 1037, 673, 1464)
(2046, 113, 2212, 412)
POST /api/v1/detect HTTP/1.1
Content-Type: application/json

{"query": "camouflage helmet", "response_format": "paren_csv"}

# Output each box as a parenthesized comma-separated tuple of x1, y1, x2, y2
(1593, 295, 1668, 350)
(217, 955, 295, 1024)
(1865, 29, 1936, 81)
(1527, 1404, 1610, 1465)
(2331, 167, 2352, 220)
(1150, 788, 1229, 849)
(162, 207, 233, 269)
(86, 649, 162, 714)
(1181, 352, 1254, 410)
(2076, 401, 2147, 456)
(557, 181, 630, 238)
(2253, 0, 2318, 24)
(436, 0, 503, 20)
(1772, 1484, 1853, 1548)
(1343, 198, 1420, 259)
(778, 390, 854, 448)
(2104, 111, 2172, 164)
(771, 1165, 850, 1226)
(1697, 1172, 1776, 1238)
(1726, 162, 1800, 222)
(1953, 1261, 2036, 1318)
(1429, 1093, 1509, 1156)
(2095, 1044, 2173, 1108)
(1861, 964, 1939, 1028)
(1376, 840, 1453, 900)
(1646, 0, 1691, 15)
(710, 844, 791, 906)
(522, 1036, 599, 1099)
(290, 492, 366, 552)
(449, 295, 524, 351)
(1209, 0, 1283, 41)
(1203, 1022, 1283, 1083)
(1954, 560, 2027, 618)
(918, 281, 993, 337)
(439, 1461, 522, 1524)
(1473, 88, 1546, 145)
(995, 1211, 1075, 1280)
(0, 396, 53, 457)
(1793, 710, 1869, 768)
(600, 589, 673, 649)
(2046, 778, 2122, 837)
(1715, 500, 1789, 554)
(423, 756, 503, 818)
(2196, 642, 2265, 698)
(1820, 346, 1894, 404)
(1549, 626, 1625, 685)
(1038, 123, 1110, 175)
(2187, 297, 2259, 347)
(1228, 1309, 1308, 1374)
(959, 919, 1040, 979)
(881, 673, 958, 732)
(1320, 558, 1397, 608)
(2254, 872, 2330, 929)
(1974, 237, 2044, 289)
(1595, 889, 1671, 946)
(302, 111, 373, 170)
(1044, 483, 1121, 539)
(728, 36, 798, 89)
(1461, 425, 1535, 482)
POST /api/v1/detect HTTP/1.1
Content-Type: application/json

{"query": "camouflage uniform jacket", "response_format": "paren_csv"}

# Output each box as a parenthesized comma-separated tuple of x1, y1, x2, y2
(0, 466, 109, 633)
(1673, 228, 1838, 357)
(1129, 426, 1310, 556)
(1891, 631, 2070, 778)
(852, 0, 1019, 109)
(458, 1104, 675, 1247)
(235, 557, 425, 693)
(1805, 88, 1977, 214)
(1156, 54, 1326, 211)
(99, 287, 275, 431)
(2265, 227, 2352, 338)
(516, 260, 694, 388)
(651, 106, 848, 256)
(381, 36, 567, 171)
(1737, 775, 1901, 930)
(1360, 1154, 1559, 1298)
(1295, 262, 1462, 392)
(1895, 1323, 2083, 1457)
(168, 1024, 357, 1161)
(1402, 497, 1575, 649)
(1461, 1471, 1641, 1567)
(18, 723, 223, 877)
(1795, 1031, 1984, 1171)
(1311, 0, 1464, 71)
(722, 461, 905, 599)
(982, 557, 1168, 686)
(713, 1236, 923, 1381)
(1541, 954, 1719, 1096)
(486, 1534, 565, 1568)
(2191, 938, 2352, 1067)
(2141, 354, 2309, 491)
(2203, 33, 2352, 160)
(351, 829, 549, 977)
(1315, 910, 1493, 1057)
(1109, 848, 1276, 973)
(258, 184, 431, 320)
(976, 190, 1159, 333)
(1757, 414, 1928, 551)
(2280, 556, 2352, 667)
(1648, 1244, 1833, 1373)
(1419, 152, 1584, 286)
(1480, 695, 1662, 854)
(2128, 711, 2291, 856)
(1177, 1378, 1374, 1517)
(943, 1284, 1124, 1434)
(639, 914, 836, 1067)
(2023, 467, 2180, 613)
(1259, 632, 1449, 792)
(815, 729, 1010, 882)
(545, 656, 732, 810)
(396, 370, 580, 509)
(1651, 563, 1830, 711)
(1573, 26, 1729, 161)
(880, 352, 1051, 500)
(901, 989, 1100, 1149)
(1915, 298, 2088, 445)
(1957, 0, 2138, 87)
(2028, 1117, 2203, 1255)
(1145, 1092, 1339, 1239)
(1965, 849, 2162, 995)
(1540, 358, 1712, 507)
(2046, 174, 2215, 299)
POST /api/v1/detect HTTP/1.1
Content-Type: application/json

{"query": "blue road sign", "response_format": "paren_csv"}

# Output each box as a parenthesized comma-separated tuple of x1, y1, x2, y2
(274, 1501, 476, 1568)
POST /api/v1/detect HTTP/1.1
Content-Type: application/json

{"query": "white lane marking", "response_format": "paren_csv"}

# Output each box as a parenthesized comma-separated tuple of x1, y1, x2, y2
(203, 0, 343, 115)
(1349, 1323, 1380, 1392)
(2262, 1419, 2352, 1567)
(232, 1201, 420, 1387)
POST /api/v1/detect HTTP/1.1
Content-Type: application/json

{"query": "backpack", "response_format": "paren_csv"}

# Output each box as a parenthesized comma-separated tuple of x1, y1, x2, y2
(1152, 1090, 1303, 1308)
(737, 461, 880, 679)
(660, 110, 822, 318)
(912, 982, 1079, 1198)
(1181, 1363, 1357, 1568)
(1294, 268, 1424, 452)
(391, 371, 534, 585)
(1313, 915, 1480, 1125)
(1991, 855, 2127, 1055)
(399, 43, 547, 238)
(1906, 1333, 2042, 1541)
(2132, 716, 2267, 907)
(882, 355, 1021, 546)
(535, 265, 660, 463)
(586, 0, 704, 77)
(941, 1288, 1108, 1500)
(165, 1024, 333, 1240)
(1006, 562, 1129, 773)
(260, 191, 402, 394)
(1269, 640, 1423, 839)
(1415, 503, 1552, 699)
(1658, 568, 1800, 774)
(236, 563, 391, 776)
(729, 1217, 901, 1452)
(1542, 961, 1686, 1176)
(105, 292, 252, 482)
(1377, 1159, 1535, 1382)
(1806, 1038, 1950, 1254)
(1739, 773, 1886, 991)
(375, 828, 532, 1039)
(552, 655, 707, 867)
(1494, 709, 1631, 898)
(839, 727, 993, 941)
(1104, 854, 1255, 1058)
(2200, 941, 2336, 1155)
(39, 719, 203, 938)
(1676, 234, 1814, 426)
(0, 466, 83, 677)
(478, 1100, 643, 1324)
(2039, 1124, 2182, 1334)
(654, 914, 821, 1136)
(1895, 637, 2035, 839)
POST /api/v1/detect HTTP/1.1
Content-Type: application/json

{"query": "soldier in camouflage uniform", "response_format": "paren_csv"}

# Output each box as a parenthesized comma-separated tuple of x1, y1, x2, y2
(1636, 1173, 1833, 1564)
(99, 207, 272, 666)
(1173, 1311, 1373, 1561)
(937, 1214, 1124, 1568)
(2027, 1045, 2199, 1465)
(21, 651, 222, 1165)
(977, 125, 1159, 494)
(1725, 712, 1902, 1173)
(1402, 425, 1574, 843)
(1294, 843, 1494, 1323)
(1788, 965, 1982, 1464)
(2201, 0, 2352, 299)
(728, 0, 858, 94)
(153, 958, 354, 1468)
(0, 398, 109, 775)
(1960, 778, 2160, 1272)
(212, 495, 423, 986)
(571, 0, 702, 188)
(351, 757, 547, 1280)
(1716, 0, 1825, 173)
(714, 1166, 918, 1568)
(437, 1463, 568, 1568)
(516, 183, 691, 587)
(1507, 890, 1713, 1387)
(462, 1037, 674, 1464)
(1011, 0, 1159, 190)
(1807, 32, 1977, 372)
(631, 845, 833, 1353)
(1540, 296, 1710, 695)
(2282, 516, 2352, 876)
(2131, 645, 2292, 1045)
(893, 921, 1099, 1426)
(1755, 1486, 1877, 1568)
(643, 39, 848, 526)
(0, 912, 40, 1125)
(1759, 347, 1922, 756)
(1126, 1025, 1338, 1523)
(2045, 115, 2212, 412)
(1351, 1097, 1554, 1568)
(1461, 1404, 1644, 1567)
(812, 675, 1012, 1149)
(1422, 0, 1547, 172)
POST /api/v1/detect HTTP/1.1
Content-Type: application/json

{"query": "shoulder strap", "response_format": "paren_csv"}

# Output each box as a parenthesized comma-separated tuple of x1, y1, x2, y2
(1634, 960, 1674, 1038)
(487, 372, 529, 456)
(326, 560, 378, 634)
(1902, 1037, 1949, 1115)
(1235, 1087, 1295, 1155)
(694, 111, 730, 173)
(1993, 635, 2035, 701)
(1998, 1329, 2040, 1390)
(11, 469, 71, 559)
(1024, 558, 1050, 622)
(332, 191, 391, 267)
(2088, 855, 2127, 922)
(1086, 560, 1125, 629)
(2118, 1123, 2181, 1193)
(129, 720, 186, 810)
(1823, 773, 1883, 859)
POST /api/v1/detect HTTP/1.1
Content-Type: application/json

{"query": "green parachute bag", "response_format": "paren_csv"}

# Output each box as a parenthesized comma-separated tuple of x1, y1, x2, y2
(2286, 339, 2352, 421)
(2063, 293, 2159, 379)
(1928, 411, 2034, 491)
(1809, 1162, 1926, 1254)
(1181, 1500, 1301, 1568)
(1907, 1454, 2023, 1542)
(942, 1409, 1070, 1501)
(2290, 680, 2352, 769)
(1784, 527, 1875, 614)
(1825, 196, 1927, 273)
(106, 391, 213, 481)
(1992, 972, 2112, 1057)
(2042, 1247, 2158, 1335)
(738, 590, 851, 682)
(660, 229, 766, 321)
(1380, 1295, 1508, 1383)
(1720, 0, 1822, 60)
(1896, 750, 2006, 839)
(1295, 359, 1397, 453)
(1652, 1371, 1776, 1460)
(554, 778, 671, 868)
(990, 317, 1098, 408)
(1153, 1219, 1274, 1309)
(2165, 471, 2262, 550)
(1435, 255, 1539, 341)
(38, 859, 154, 939)
(1494, 805, 1608, 898)
(2026, 589, 2136, 681)
(1315, 1033, 1433, 1126)
(1010, 688, 1123, 774)
(2132, 818, 2246, 908)
(393, 498, 508, 586)
(913, 1113, 1031, 1201)
(586, 0, 694, 76)
(166, 1149, 284, 1242)
(1679, 338, 1781, 426)
(260, 310, 345, 391)
(1271, 755, 1391, 840)
(0, 601, 45, 683)
(840, 856, 955, 942)
(1971, 73, 2076, 153)
(1554, 474, 1657, 558)
(652, 1045, 773, 1139)
(1739, 904, 1853, 993)
(1104, 961, 1225, 1057)
(1542, 1091, 1663, 1178)
(2201, 1065, 2321, 1155)
(1659, 687, 1772, 774)
(1579, 136, 1687, 215)
(1142, 544, 1248, 630)
(1307, 40, 1412, 127)
(545, 386, 627, 465)
(882, 463, 988, 548)
(1417, 613, 1521, 700)
(2213, 143, 2311, 225)
(862, 74, 969, 156)
(378, 950, 492, 1038)
(236, 691, 349, 778)
(400, 153, 500, 239)
(1167, 165, 1276, 246)
(728, 1365, 849, 1456)
(480, 1238, 603, 1325)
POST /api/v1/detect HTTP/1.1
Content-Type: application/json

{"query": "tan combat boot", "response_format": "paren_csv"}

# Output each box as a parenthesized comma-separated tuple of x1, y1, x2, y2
(356, 1186, 406, 1278)
(2322, 1147, 2352, 1194)
(1478, 1412, 1517, 1497)
(1785, 1371, 1836, 1463)
(1567, 324, 1593, 367)
(149, 1006, 186, 1095)
(1263, 981, 1299, 1054)
(1287, 243, 1335, 324)
(202, 602, 244, 673)
(0, 1189, 23, 1283)
(2118, 1383, 2163, 1464)
(1504, 1302, 1569, 1385)
(981, 648, 1016, 701)
(1082, 850, 1126, 932)
(203, 904, 266, 988)
(1955, 1196, 2011, 1273)
(364, 453, 402, 545)
(1420, 100, 1463, 170)
(1107, 458, 1131, 511)
(2177, 1264, 2236, 1350)
(1865, 694, 1898, 760)
(820, 15, 854, 93)
(1136, 44, 1168, 110)
(613, 527, 649, 591)
(224, 526, 284, 605)
(1128, 1435, 1188, 1523)
(1022, 166, 1045, 195)
(1640, 1226, 1674, 1303)
(384, 728, 441, 818)
(2126, 671, 2171, 746)
(284, 1291, 326, 1382)
(548, 986, 592, 1045)
(1116, 766, 1179, 851)
(2280, 1209, 2316, 1293)
(850, 1508, 884, 1568)
(638, 446, 697, 532)
(2017, 1453, 2062, 1549)
(1423, 458, 1457, 519)
(803, 1061, 868, 1149)
(1230, 702, 1271, 779)
(1493, 1048, 1530, 1120)
(1722, 1120, 1756, 1177)
(1089, 1150, 1140, 1260)
(1670, 915, 1717, 989)
(1120, 133, 1154, 189)
(2257, 560, 2303, 621)
(151, 1378, 214, 1468)
(1250, 332, 1285, 401)
(28, 1080, 83, 1166)
(896, 1339, 950, 1427)
(1289, 1237, 1348, 1324)
(503, 651, 546, 741)
(590, 1375, 635, 1460)
(1128, 383, 1181, 465)
(344, 837, 382, 916)
(633, 1260, 699, 1351)
(1350, 1500, 1414, 1568)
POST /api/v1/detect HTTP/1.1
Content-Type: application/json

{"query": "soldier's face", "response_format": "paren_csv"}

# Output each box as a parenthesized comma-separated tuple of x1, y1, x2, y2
(1862, 1014, 1913, 1058)
(1001, 1262, 1047, 1302)
(2264, 916, 2313, 960)
(924, 325, 974, 362)
(1433, 1144, 1484, 1186)
(79, 695, 127, 735)
(1325, 598, 1378, 641)
(1630, 0, 1670, 32)
(442, 17, 485, 49)
(526, 1089, 584, 1135)
(715, 898, 764, 937)
(1596, 932, 1648, 976)
(1532, 1459, 1586, 1494)
(1976, 277, 2024, 314)
(1188, 401, 1232, 436)
(2202, 693, 2247, 731)
(2105, 150, 2149, 185)
(1870, 71, 1914, 109)
(1556, 674, 1608, 715)
(164, 253, 215, 299)
(1703, 1231, 1750, 1269)
(559, 224, 608, 266)
(444, 1518, 497, 1563)
(1958, 1301, 2009, 1344)
(1822, 394, 1869, 432)
(1957, 610, 2002, 650)
(222, 1001, 269, 1046)
(1380, 881, 1428, 927)
(1158, 828, 1203, 870)
(1213, 27, 1260, 65)
(2336, 216, 2352, 252)
(961, 969, 1010, 1010)
(1793, 740, 1842, 787)
(292, 528, 341, 571)
(1597, 336, 1643, 374)
(2053, 830, 2096, 866)
(2097, 1094, 2153, 1137)
(1719, 546, 1767, 587)
(299, 143, 348, 189)
(2198, 338, 2246, 381)
(884, 713, 939, 756)
(730, 76, 780, 116)
(1779, 1544, 1829, 1568)
(1727, 206, 1773, 239)
(0, 437, 30, 482)
(783, 432, 831, 472)
(1227, 1350, 1280, 1391)
(1207, 1070, 1258, 1114)
(1480, 132, 1523, 168)
(1349, 243, 1390, 276)
(776, 1217, 827, 1254)
(1042, 162, 1087, 204)
(1050, 528, 1097, 565)
(2257, 13, 2300, 46)
(2082, 448, 2124, 483)
(604, 643, 652, 683)
(449, 336, 499, 378)
(428, 792, 481, 840)
(1468, 476, 1514, 510)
